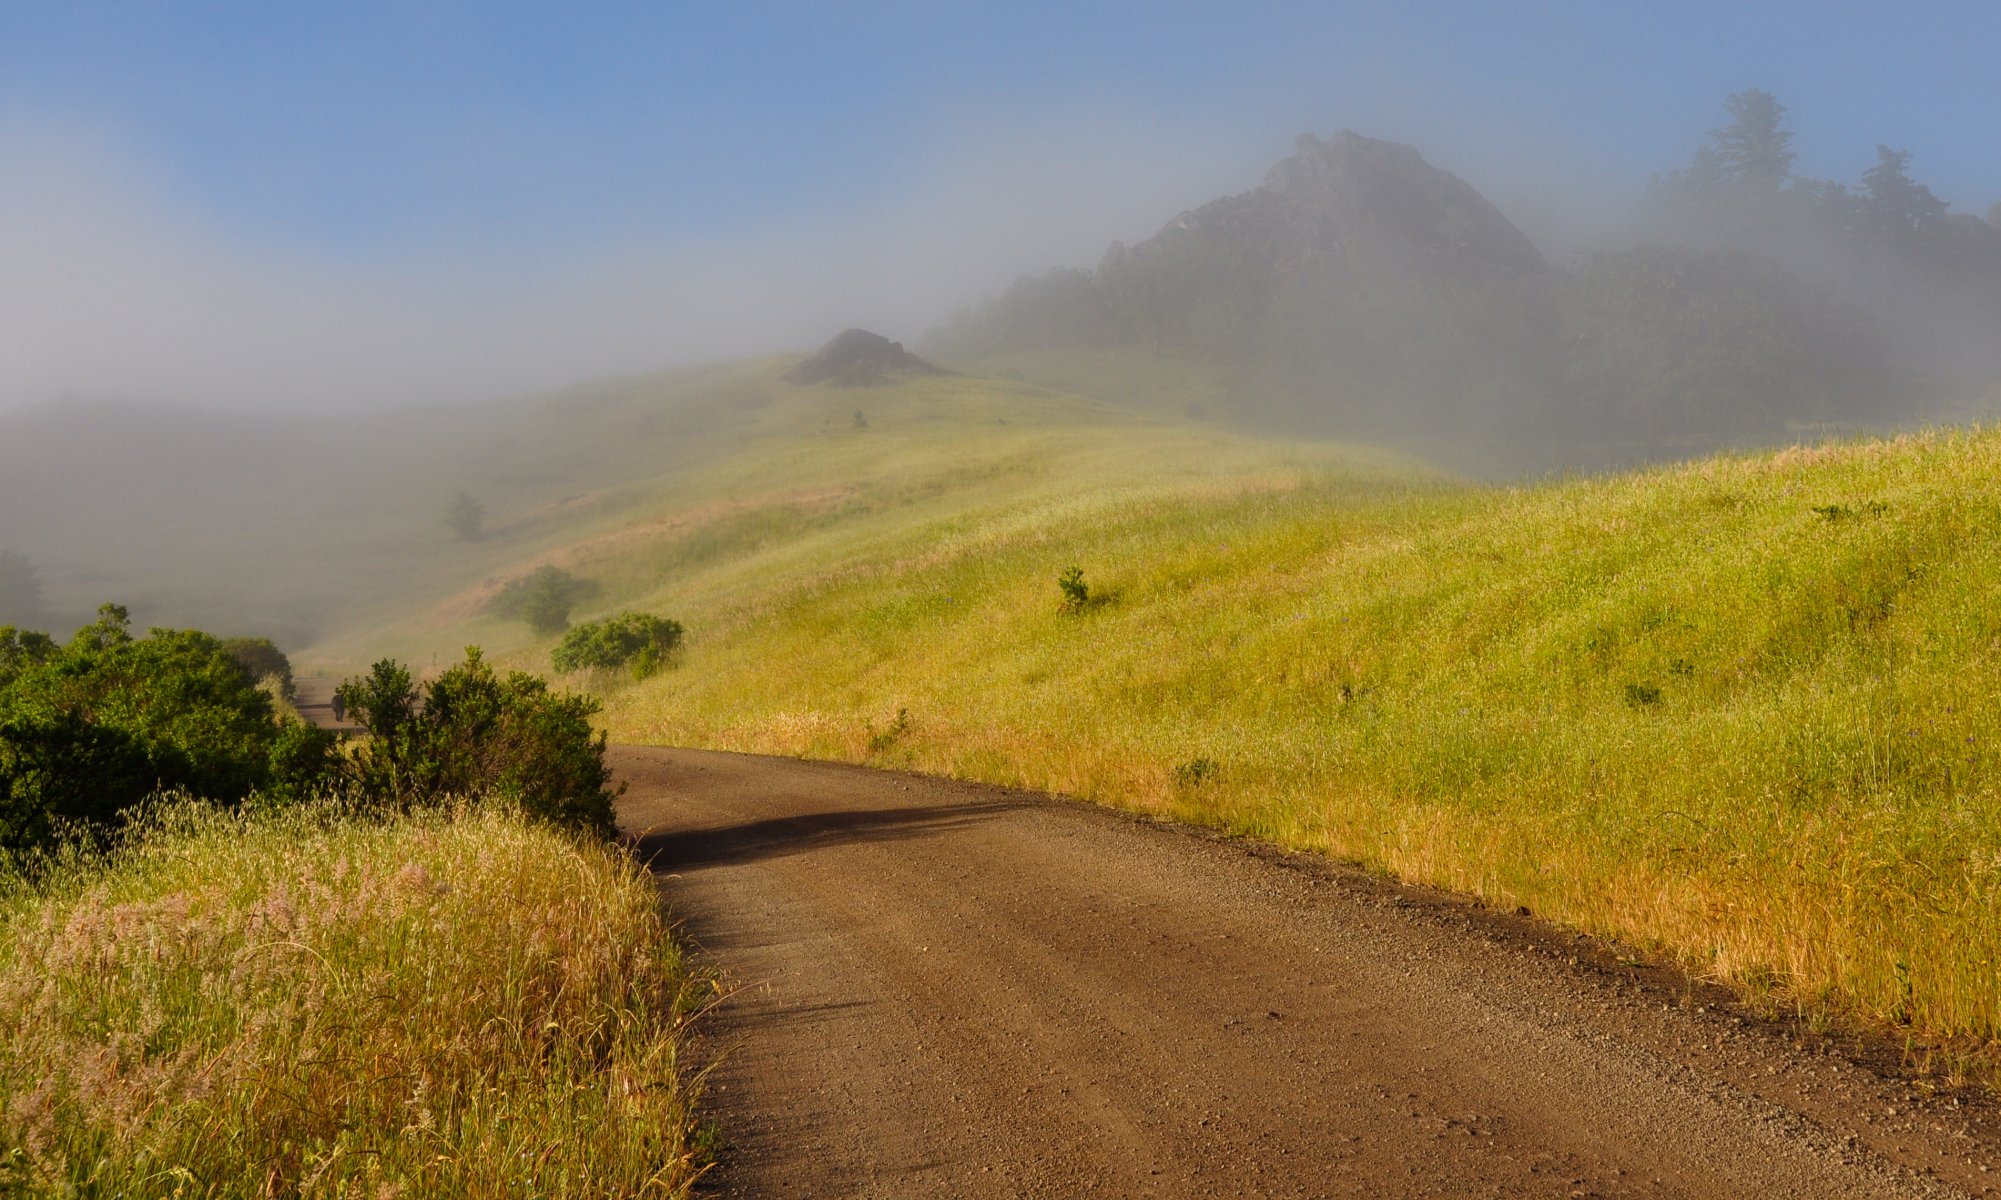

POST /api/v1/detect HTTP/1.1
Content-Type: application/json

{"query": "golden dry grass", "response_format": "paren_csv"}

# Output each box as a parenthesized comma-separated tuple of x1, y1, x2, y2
(587, 423, 2001, 1083)
(307, 363, 2001, 1083)
(0, 801, 705, 1197)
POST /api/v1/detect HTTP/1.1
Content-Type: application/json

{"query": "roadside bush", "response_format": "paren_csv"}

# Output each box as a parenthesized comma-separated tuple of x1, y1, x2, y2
(488, 565, 602, 635)
(0, 605, 336, 854)
(337, 647, 620, 836)
(552, 611, 685, 679)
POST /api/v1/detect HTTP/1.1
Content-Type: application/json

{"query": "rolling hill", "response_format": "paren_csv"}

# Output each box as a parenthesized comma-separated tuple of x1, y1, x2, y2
(280, 352, 2001, 1081)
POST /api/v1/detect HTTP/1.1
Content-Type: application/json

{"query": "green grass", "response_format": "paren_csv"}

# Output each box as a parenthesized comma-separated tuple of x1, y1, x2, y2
(0, 802, 707, 1197)
(310, 361, 2001, 1082)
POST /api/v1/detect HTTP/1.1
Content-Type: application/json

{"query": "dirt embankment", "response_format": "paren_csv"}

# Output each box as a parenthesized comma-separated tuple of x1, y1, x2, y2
(617, 746, 1998, 1199)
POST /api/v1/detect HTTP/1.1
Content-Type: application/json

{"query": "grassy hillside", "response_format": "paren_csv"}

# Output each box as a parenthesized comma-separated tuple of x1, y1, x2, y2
(0, 358, 782, 642)
(0, 802, 705, 1196)
(299, 367, 1427, 670)
(309, 361, 2001, 1079)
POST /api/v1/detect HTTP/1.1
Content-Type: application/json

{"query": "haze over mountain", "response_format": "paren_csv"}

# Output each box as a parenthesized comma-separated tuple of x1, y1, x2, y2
(929, 130, 1564, 449)
(6, 79, 2001, 642)
(929, 111, 2000, 468)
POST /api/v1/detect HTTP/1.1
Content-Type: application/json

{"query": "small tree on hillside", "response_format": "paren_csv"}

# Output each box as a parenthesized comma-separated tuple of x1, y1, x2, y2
(551, 611, 684, 679)
(444, 491, 485, 542)
(487, 566, 600, 636)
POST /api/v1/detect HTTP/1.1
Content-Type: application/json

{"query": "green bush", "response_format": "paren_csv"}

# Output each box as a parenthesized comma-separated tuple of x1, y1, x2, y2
(336, 647, 620, 836)
(0, 605, 337, 854)
(551, 611, 685, 678)
(487, 565, 601, 635)
(0, 627, 57, 691)
(220, 635, 296, 701)
(1058, 565, 1090, 611)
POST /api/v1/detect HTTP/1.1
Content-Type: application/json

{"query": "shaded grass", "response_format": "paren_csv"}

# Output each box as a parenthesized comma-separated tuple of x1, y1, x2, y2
(583, 425, 2001, 1083)
(0, 801, 705, 1197)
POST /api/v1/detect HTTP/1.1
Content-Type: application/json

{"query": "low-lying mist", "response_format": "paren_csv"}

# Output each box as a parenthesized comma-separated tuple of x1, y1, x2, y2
(4, 90, 1998, 651)
(0, 109, 1254, 416)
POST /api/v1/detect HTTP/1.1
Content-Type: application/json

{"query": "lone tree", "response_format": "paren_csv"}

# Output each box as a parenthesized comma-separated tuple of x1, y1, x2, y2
(1711, 89, 1795, 194)
(487, 566, 600, 636)
(551, 611, 684, 680)
(444, 490, 485, 542)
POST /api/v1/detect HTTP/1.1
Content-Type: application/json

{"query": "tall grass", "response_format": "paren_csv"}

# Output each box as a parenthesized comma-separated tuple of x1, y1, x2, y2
(0, 801, 705, 1197)
(583, 424, 2001, 1080)
(306, 364, 2001, 1077)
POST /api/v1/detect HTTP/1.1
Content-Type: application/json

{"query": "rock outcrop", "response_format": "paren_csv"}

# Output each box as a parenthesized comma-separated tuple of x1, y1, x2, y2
(785, 329, 942, 386)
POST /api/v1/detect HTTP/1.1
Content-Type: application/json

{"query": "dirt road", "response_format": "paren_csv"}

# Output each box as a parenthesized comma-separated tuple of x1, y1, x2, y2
(615, 746, 1998, 1199)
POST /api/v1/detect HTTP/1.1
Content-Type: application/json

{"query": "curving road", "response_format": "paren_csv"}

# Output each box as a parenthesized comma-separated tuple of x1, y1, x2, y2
(617, 746, 1997, 1199)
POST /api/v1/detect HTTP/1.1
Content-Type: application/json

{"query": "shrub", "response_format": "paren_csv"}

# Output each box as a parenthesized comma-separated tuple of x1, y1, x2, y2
(337, 647, 621, 836)
(1623, 682, 1664, 707)
(0, 605, 336, 854)
(1058, 565, 1090, 611)
(488, 565, 601, 635)
(552, 611, 685, 679)
(1174, 757, 1219, 786)
(866, 706, 911, 753)
(220, 635, 296, 701)
(0, 627, 56, 691)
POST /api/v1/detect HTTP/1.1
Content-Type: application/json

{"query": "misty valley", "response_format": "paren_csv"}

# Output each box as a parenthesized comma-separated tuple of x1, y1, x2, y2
(6, 81, 2001, 1198)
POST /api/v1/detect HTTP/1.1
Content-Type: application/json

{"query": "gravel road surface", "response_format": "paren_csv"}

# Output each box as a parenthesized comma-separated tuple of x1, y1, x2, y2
(615, 746, 1998, 1199)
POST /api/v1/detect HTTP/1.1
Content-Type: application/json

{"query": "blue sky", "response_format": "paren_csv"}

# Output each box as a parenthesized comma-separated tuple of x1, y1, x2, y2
(3, 1, 1998, 410)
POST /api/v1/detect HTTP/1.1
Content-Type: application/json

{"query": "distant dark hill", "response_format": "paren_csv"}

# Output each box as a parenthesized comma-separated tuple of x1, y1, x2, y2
(929, 131, 1564, 443)
(928, 130, 1913, 467)
(785, 329, 943, 386)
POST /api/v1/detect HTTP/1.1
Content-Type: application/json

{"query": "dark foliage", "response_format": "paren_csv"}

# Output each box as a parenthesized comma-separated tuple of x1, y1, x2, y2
(1558, 247, 1897, 445)
(0, 605, 337, 853)
(924, 101, 2001, 463)
(1058, 566, 1090, 612)
(551, 611, 684, 679)
(487, 566, 602, 636)
(336, 647, 620, 836)
(221, 636, 297, 702)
